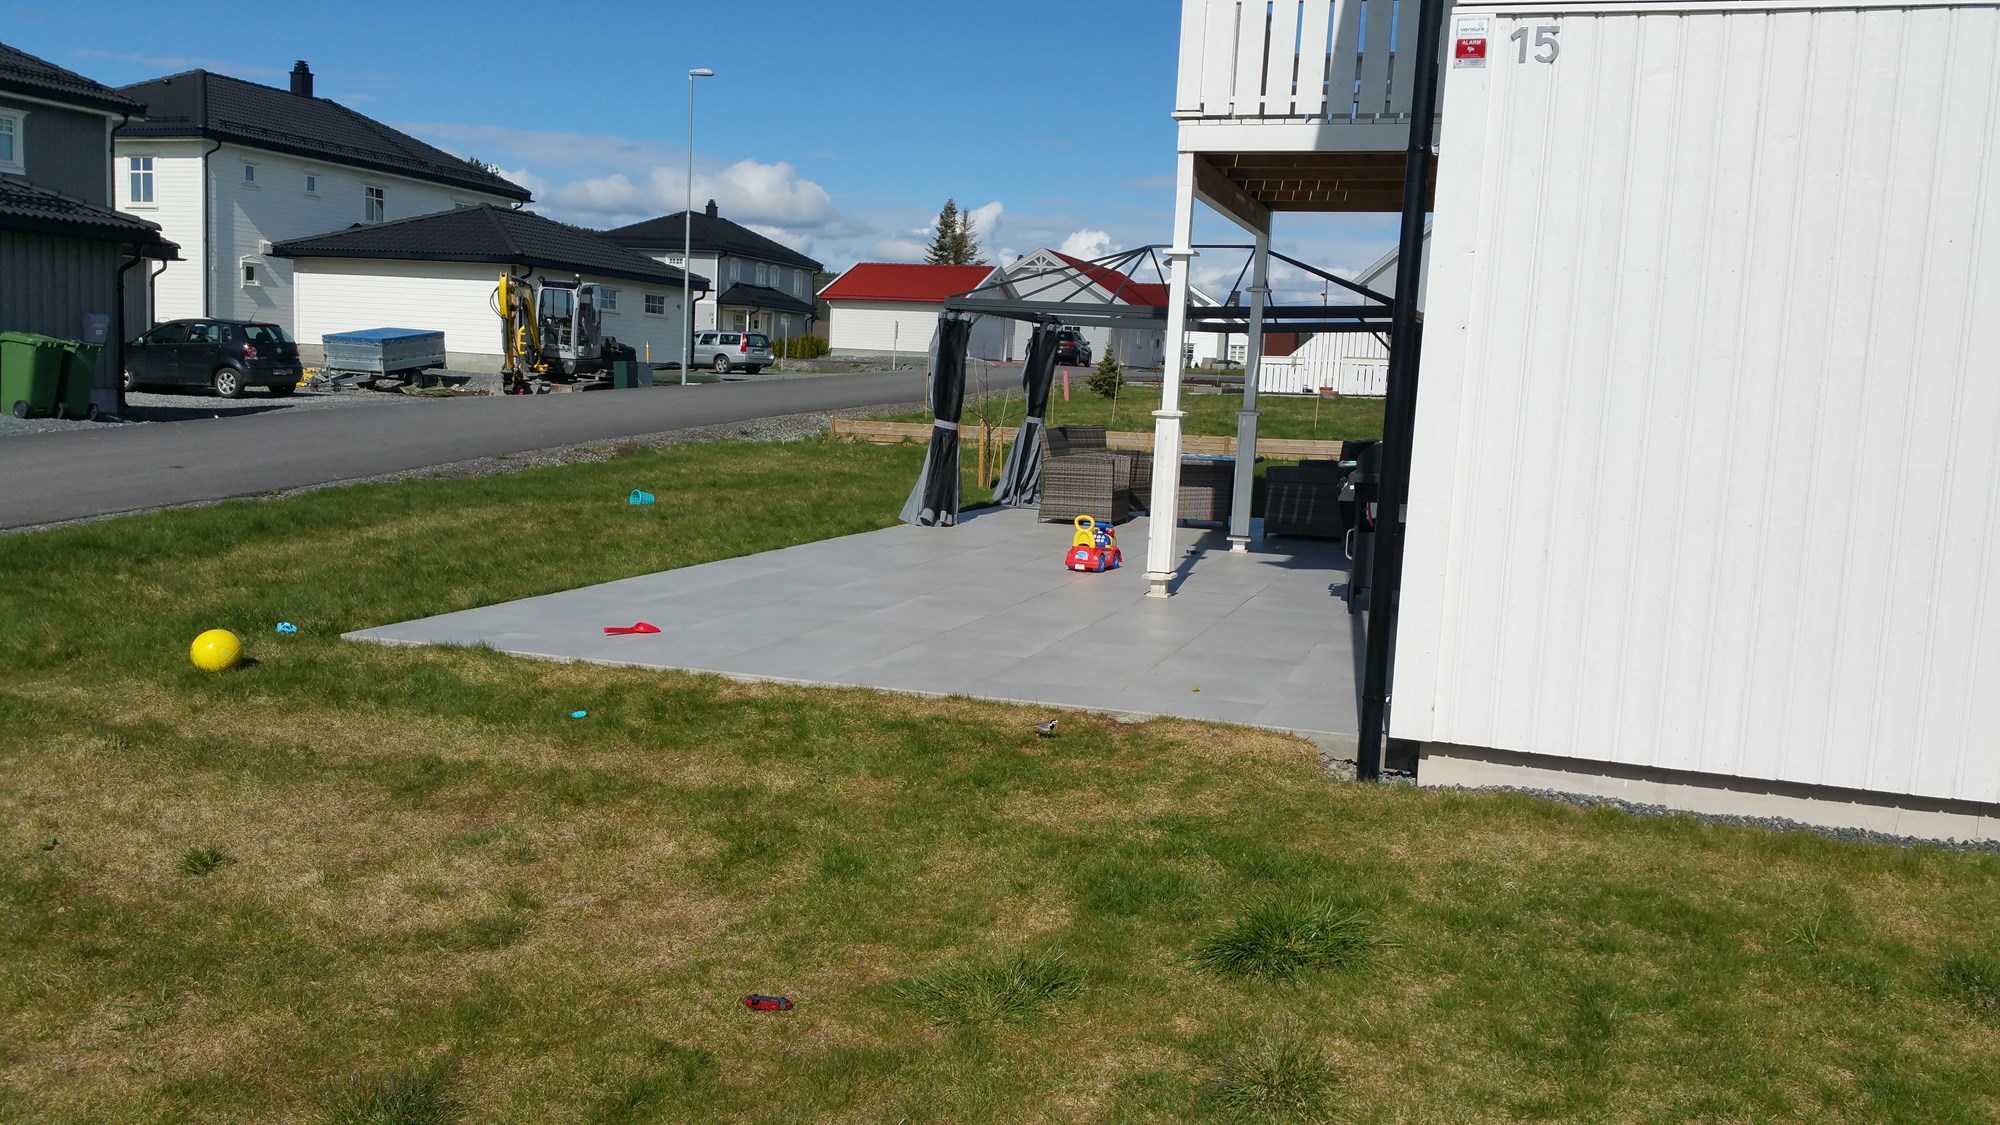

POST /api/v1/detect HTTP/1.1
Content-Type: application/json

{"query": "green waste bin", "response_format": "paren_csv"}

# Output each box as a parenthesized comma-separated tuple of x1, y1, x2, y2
(0, 331, 67, 419)
(56, 340, 102, 420)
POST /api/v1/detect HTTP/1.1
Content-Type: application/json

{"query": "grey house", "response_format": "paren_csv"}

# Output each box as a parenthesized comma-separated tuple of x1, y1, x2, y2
(600, 201, 823, 346)
(0, 42, 177, 411)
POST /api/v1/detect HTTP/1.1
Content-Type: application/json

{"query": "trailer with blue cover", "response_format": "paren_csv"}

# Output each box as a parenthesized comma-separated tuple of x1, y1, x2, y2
(316, 328, 447, 388)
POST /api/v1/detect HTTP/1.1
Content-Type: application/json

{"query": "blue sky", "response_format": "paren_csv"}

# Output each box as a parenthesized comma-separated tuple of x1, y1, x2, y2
(8, 0, 1399, 296)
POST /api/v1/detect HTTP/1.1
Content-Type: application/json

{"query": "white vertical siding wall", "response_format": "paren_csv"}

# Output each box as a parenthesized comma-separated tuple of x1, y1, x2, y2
(1396, 2, 2000, 805)
(291, 258, 687, 370)
(115, 140, 206, 323)
(117, 139, 518, 331)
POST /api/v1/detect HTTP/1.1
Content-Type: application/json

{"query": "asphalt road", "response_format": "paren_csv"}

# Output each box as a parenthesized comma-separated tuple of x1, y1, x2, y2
(0, 371, 928, 530)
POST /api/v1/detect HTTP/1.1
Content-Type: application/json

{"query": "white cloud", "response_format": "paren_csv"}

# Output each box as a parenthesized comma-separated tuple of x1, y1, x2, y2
(1059, 229, 1112, 260)
(73, 48, 284, 79)
(870, 238, 930, 262)
(548, 159, 837, 230)
(965, 200, 1004, 242)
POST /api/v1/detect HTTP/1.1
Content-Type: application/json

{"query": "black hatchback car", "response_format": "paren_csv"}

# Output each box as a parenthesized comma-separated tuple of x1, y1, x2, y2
(124, 319, 303, 397)
(1055, 327, 1093, 367)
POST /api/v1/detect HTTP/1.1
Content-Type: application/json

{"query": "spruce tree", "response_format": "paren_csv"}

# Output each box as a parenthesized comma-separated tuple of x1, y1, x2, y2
(926, 200, 963, 265)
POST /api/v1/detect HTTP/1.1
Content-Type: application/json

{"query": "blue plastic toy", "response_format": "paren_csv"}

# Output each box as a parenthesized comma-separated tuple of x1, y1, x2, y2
(629, 490, 655, 505)
(570, 710, 589, 719)
(275, 622, 298, 634)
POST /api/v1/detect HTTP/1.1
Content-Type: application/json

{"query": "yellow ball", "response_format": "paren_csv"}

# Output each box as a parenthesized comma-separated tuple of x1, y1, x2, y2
(189, 629, 243, 672)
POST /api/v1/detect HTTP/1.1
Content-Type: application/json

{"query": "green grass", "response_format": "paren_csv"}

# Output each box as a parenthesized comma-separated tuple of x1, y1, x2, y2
(894, 949, 1087, 1026)
(1192, 899, 1385, 980)
(2, 435, 1999, 1122)
(878, 384, 1385, 442)
(175, 846, 231, 877)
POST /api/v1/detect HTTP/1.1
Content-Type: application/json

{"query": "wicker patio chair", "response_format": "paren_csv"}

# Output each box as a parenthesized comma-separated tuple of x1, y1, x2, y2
(1176, 456, 1235, 523)
(1264, 457, 1351, 539)
(1050, 424, 1153, 509)
(1040, 427, 1133, 524)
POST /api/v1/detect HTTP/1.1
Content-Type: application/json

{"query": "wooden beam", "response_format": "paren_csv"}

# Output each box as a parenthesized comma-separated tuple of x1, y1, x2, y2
(1191, 155, 1271, 235)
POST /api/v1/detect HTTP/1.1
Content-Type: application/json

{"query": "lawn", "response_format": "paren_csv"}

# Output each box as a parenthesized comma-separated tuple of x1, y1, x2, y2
(3, 437, 1998, 1123)
(875, 383, 1386, 443)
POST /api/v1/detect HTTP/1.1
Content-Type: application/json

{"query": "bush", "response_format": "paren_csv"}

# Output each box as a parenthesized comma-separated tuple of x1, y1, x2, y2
(773, 334, 830, 360)
(1087, 351, 1126, 399)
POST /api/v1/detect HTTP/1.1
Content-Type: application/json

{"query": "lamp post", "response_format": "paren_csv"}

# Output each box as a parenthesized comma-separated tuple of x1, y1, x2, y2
(682, 67, 714, 386)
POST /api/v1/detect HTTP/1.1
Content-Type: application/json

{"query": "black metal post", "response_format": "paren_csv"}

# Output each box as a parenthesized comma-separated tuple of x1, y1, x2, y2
(1357, 0, 1449, 782)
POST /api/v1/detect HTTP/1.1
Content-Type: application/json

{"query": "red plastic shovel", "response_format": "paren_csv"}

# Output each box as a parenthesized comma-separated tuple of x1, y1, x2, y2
(602, 622, 661, 635)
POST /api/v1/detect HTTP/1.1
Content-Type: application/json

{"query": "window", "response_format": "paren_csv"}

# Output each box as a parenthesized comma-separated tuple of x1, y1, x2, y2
(644, 293, 667, 315)
(754, 263, 768, 286)
(128, 156, 155, 204)
(143, 323, 185, 346)
(1227, 343, 1247, 364)
(729, 259, 740, 284)
(667, 253, 684, 267)
(241, 259, 261, 287)
(243, 162, 257, 185)
(0, 112, 20, 173)
(185, 322, 217, 344)
(304, 172, 318, 195)
(365, 185, 384, 223)
(600, 287, 618, 311)
(794, 269, 806, 296)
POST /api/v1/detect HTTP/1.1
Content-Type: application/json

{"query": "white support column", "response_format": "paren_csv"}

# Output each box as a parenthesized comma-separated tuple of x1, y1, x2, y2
(1228, 225, 1271, 551)
(1145, 154, 1200, 598)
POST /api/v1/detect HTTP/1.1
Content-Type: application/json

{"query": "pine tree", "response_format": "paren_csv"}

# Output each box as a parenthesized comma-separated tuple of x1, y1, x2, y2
(925, 199, 988, 266)
(926, 199, 964, 265)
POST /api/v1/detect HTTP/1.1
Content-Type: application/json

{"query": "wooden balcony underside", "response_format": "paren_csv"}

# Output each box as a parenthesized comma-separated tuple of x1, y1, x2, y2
(1199, 151, 1434, 214)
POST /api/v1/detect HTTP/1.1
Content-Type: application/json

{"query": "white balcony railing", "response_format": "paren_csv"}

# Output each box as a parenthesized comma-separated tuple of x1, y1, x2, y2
(1176, 0, 1440, 126)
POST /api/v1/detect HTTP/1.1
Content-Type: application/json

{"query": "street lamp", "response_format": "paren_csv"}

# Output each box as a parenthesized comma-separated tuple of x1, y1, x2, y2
(682, 67, 714, 386)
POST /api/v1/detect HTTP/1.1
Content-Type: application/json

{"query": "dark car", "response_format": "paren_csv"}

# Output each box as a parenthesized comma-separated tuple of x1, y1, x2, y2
(1055, 327, 1093, 367)
(124, 319, 303, 398)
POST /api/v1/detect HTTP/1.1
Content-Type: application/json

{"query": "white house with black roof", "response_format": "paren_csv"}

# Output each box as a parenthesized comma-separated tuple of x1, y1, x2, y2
(271, 204, 707, 372)
(113, 61, 530, 333)
(1, 40, 177, 413)
(600, 200, 822, 346)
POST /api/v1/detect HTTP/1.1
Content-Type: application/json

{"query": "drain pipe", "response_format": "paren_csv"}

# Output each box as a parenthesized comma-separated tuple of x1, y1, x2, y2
(1357, 0, 1449, 782)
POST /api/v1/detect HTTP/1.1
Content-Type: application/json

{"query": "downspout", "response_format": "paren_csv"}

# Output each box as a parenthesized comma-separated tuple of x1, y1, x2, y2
(1356, 0, 1449, 781)
(200, 137, 221, 316)
(113, 246, 147, 414)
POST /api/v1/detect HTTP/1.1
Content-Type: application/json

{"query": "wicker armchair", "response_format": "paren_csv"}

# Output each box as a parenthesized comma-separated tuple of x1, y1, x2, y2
(1176, 456, 1235, 523)
(1048, 424, 1153, 509)
(1040, 426, 1133, 524)
(1264, 458, 1350, 539)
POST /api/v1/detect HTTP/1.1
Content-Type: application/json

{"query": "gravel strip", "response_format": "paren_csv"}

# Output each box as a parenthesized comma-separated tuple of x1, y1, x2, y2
(3, 402, 930, 535)
(1452, 784, 2000, 854)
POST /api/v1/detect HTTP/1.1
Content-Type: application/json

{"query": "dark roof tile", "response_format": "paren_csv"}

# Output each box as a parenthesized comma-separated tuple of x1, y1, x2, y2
(0, 175, 177, 256)
(0, 41, 144, 115)
(714, 283, 813, 316)
(600, 205, 822, 272)
(115, 70, 529, 201)
(270, 204, 709, 289)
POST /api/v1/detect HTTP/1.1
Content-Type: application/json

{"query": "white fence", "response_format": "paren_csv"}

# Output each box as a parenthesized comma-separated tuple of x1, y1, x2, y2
(1176, 0, 1446, 124)
(1257, 329, 1389, 395)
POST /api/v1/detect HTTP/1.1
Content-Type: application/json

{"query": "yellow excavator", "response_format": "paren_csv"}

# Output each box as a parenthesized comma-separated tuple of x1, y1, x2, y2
(494, 270, 636, 394)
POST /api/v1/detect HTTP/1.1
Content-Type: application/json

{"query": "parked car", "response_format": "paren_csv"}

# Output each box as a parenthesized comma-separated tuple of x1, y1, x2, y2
(1055, 328, 1093, 367)
(691, 331, 773, 374)
(124, 319, 303, 397)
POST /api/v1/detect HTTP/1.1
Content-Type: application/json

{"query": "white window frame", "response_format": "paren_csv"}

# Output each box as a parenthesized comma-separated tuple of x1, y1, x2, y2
(754, 263, 768, 286)
(0, 110, 23, 175)
(794, 269, 805, 296)
(729, 259, 740, 284)
(240, 258, 261, 288)
(303, 171, 319, 197)
(644, 293, 667, 316)
(242, 161, 258, 187)
(364, 184, 385, 223)
(127, 155, 155, 206)
(600, 287, 618, 311)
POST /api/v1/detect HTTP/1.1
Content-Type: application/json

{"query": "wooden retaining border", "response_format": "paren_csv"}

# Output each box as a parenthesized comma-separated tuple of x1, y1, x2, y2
(828, 418, 1347, 460)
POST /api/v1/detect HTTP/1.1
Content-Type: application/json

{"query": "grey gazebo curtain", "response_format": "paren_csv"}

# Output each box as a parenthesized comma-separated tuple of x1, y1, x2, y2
(899, 311, 973, 526)
(991, 322, 1061, 508)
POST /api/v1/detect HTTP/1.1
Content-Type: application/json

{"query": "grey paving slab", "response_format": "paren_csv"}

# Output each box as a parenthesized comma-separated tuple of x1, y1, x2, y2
(347, 507, 1359, 736)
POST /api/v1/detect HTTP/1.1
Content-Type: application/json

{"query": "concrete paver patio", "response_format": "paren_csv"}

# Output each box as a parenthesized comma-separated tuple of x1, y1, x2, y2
(347, 507, 1362, 740)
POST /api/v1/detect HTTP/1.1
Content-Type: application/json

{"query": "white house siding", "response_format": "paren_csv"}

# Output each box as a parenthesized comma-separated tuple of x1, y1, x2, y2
(116, 139, 517, 332)
(1394, 2, 2000, 810)
(290, 258, 688, 372)
(829, 302, 939, 357)
(638, 249, 718, 341)
(114, 139, 205, 323)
